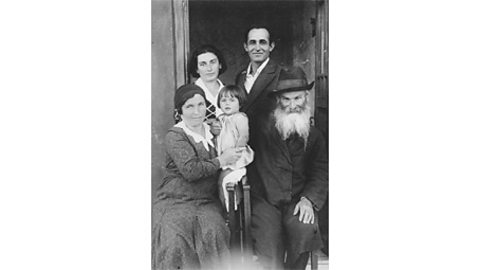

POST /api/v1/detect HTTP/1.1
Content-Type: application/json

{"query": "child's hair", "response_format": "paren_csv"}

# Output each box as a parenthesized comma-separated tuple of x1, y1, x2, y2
(217, 85, 248, 109)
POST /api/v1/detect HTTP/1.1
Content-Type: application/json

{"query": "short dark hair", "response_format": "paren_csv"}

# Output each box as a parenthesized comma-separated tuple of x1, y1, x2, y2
(187, 44, 227, 78)
(243, 25, 274, 45)
(217, 85, 248, 109)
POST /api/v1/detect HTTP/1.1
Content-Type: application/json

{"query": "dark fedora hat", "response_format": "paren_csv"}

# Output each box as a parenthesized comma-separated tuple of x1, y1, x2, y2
(272, 66, 314, 94)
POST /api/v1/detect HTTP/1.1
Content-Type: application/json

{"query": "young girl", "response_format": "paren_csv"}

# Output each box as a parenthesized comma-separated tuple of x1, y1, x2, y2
(216, 85, 254, 211)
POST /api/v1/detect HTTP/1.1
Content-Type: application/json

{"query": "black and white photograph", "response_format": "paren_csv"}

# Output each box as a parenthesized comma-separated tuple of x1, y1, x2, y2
(152, 0, 329, 269)
(148, 1, 480, 268)
(3, 1, 480, 270)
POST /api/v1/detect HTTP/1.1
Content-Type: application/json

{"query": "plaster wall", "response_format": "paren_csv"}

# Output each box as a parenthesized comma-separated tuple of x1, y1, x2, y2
(152, 0, 177, 194)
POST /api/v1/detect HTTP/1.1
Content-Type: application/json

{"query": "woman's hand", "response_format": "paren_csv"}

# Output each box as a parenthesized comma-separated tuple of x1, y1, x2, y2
(206, 118, 222, 136)
(218, 147, 242, 167)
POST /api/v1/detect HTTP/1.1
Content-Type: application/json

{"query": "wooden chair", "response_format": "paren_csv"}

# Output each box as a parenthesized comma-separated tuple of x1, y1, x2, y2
(226, 176, 252, 258)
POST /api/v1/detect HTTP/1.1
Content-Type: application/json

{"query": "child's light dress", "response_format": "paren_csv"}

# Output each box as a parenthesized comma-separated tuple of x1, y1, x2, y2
(216, 112, 254, 211)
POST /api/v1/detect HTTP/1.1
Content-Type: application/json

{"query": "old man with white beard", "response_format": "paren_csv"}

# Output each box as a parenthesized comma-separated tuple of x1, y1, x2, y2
(247, 67, 328, 270)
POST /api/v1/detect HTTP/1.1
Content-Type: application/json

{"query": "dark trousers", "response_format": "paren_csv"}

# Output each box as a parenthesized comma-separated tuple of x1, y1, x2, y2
(251, 194, 323, 270)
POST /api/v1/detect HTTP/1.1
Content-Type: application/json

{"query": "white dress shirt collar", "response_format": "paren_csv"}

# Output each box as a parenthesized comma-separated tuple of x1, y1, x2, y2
(244, 58, 270, 93)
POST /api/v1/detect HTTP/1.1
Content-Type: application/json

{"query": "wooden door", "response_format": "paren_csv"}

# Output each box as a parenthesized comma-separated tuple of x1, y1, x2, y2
(315, 0, 329, 140)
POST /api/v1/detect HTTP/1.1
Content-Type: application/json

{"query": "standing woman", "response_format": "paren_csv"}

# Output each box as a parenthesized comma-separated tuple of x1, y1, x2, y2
(187, 44, 227, 120)
(152, 84, 241, 270)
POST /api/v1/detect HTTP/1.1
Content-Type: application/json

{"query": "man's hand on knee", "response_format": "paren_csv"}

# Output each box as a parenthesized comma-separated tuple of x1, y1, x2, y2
(293, 197, 314, 224)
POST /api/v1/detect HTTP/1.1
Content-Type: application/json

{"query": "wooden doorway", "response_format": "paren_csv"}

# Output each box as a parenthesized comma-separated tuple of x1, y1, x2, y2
(154, 0, 329, 257)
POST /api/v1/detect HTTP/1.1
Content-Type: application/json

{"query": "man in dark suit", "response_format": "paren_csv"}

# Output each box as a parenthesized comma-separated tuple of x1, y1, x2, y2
(236, 26, 282, 131)
(248, 67, 328, 270)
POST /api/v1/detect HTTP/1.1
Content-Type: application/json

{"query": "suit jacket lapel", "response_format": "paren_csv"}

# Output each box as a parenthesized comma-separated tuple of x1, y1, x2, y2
(242, 60, 277, 113)
(237, 71, 247, 93)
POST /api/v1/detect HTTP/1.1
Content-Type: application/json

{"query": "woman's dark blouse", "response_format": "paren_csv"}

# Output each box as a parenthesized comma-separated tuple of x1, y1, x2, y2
(156, 126, 221, 204)
(153, 126, 228, 269)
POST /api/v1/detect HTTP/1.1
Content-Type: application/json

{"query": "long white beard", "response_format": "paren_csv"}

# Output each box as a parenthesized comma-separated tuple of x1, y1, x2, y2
(274, 104, 311, 143)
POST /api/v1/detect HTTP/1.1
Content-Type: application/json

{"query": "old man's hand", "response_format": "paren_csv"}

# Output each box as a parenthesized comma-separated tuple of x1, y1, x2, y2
(293, 197, 314, 224)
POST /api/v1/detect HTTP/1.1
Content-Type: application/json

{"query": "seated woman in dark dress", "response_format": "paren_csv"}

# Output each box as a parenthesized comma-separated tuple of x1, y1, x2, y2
(152, 84, 242, 270)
